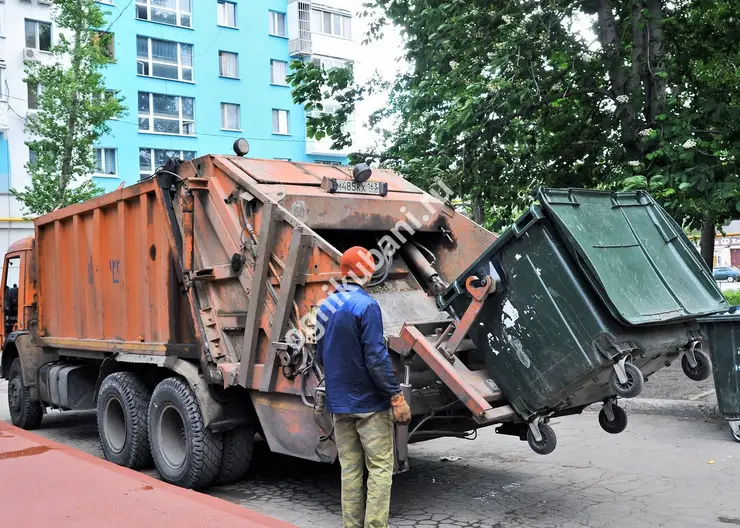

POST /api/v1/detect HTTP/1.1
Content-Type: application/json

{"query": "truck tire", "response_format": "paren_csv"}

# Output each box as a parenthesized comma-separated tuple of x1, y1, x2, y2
(8, 358, 43, 430)
(97, 372, 152, 469)
(148, 377, 223, 489)
(215, 426, 255, 485)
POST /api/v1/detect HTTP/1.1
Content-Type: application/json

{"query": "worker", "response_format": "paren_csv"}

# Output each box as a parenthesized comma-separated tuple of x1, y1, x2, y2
(316, 246, 412, 528)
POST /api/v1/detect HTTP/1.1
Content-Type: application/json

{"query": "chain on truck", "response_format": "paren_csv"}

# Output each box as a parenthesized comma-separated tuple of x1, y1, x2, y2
(0, 140, 725, 489)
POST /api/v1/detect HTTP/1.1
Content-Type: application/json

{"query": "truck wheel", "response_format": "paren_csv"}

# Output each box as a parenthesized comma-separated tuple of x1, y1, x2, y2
(97, 372, 152, 469)
(148, 377, 223, 489)
(215, 426, 255, 485)
(8, 358, 43, 430)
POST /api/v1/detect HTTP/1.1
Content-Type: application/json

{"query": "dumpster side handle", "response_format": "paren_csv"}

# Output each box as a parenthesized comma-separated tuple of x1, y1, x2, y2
(441, 275, 495, 358)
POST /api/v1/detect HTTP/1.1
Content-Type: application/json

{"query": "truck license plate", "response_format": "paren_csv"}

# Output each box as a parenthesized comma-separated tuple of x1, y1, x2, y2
(322, 177, 388, 196)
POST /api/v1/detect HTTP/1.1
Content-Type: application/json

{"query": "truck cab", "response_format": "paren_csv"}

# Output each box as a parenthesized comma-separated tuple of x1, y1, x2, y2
(0, 237, 34, 350)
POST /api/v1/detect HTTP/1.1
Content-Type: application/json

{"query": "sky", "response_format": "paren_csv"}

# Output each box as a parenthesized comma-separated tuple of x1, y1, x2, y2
(350, 4, 405, 151)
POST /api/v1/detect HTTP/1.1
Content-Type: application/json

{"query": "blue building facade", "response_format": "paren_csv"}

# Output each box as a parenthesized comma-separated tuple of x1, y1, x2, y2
(95, 0, 348, 192)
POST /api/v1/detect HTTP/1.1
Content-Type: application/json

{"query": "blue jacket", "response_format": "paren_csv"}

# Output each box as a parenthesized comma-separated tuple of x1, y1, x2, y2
(316, 284, 400, 414)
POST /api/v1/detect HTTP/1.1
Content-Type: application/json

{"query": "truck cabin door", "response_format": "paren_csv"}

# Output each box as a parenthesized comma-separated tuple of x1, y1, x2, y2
(1, 255, 22, 343)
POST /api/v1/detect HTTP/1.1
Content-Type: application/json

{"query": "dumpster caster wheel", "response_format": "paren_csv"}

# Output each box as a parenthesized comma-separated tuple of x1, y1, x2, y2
(682, 349, 711, 382)
(610, 360, 644, 399)
(527, 422, 557, 455)
(599, 405, 628, 434)
(730, 421, 740, 443)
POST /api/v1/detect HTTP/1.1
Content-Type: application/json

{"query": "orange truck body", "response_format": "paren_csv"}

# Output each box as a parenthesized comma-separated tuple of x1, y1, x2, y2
(0, 155, 512, 484)
(35, 183, 194, 352)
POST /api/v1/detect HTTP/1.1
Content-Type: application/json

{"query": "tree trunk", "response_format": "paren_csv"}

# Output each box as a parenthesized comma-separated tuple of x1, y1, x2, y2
(595, 0, 640, 159)
(630, 1, 653, 122)
(630, 1, 646, 98)
(58, 24, 83, 205)
(471, 195, 485, 225)
(646, 0, 666, 124)
(700, 219, 716, 269)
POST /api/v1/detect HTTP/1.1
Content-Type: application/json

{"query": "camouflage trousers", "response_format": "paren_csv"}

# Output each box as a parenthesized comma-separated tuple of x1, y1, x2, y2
(333, 410, 394, 528)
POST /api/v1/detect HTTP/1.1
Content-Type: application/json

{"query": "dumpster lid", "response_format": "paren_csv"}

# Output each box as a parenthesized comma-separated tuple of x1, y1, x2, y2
(537, 188, 728, 325)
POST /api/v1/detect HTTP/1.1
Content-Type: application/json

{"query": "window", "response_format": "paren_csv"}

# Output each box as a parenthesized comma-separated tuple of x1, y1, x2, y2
(137, 36, 193, 82)
(135, 0, 192, 28)
(28, 149, 38, 167)
(269, 11, 286, 37)
(272, 109, 289, 135)
(217, 1, 237, 27)
(102, 90, 121, 119)
(312, 56, 348, 71)
(270, 60, 287, 85)
(25, 20, 52, 51)
(101, 89, 117, 102)
(310, 9, 351, 38)
(219, 51, 238, 78)
(308, 101, 353, 135)
(4, 257, 20, 325)
(138, 92, 195, 135)
(27, 83, 40, 111)
(93, 31, 115, 59)
(221, 103, 240, 130)
(94, 148, 118, 177)
(139, 148, 196, 177)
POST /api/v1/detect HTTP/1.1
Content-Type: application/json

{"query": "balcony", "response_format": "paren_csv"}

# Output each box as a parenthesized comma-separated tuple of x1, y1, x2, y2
(289, 37, 312, 57)
(288, 0, 312, 57)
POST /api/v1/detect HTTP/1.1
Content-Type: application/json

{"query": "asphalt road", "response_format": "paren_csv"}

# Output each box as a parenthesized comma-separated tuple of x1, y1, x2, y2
(639, 360, 717, 402)
(2, 379, 739, 528)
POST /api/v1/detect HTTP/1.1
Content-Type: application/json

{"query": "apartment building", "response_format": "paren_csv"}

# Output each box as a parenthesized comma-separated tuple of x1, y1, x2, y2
(0, 0, 357, 265)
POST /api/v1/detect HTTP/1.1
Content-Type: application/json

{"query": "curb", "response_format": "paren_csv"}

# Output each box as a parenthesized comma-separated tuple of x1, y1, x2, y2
(585, 398, 724, 421)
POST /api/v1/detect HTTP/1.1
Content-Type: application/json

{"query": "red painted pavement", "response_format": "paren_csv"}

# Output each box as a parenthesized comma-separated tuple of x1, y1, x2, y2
(0, 421, 295, 528)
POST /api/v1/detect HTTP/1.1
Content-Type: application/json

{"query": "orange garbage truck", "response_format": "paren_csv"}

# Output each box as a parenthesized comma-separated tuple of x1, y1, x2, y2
(0, 148, 724, 489)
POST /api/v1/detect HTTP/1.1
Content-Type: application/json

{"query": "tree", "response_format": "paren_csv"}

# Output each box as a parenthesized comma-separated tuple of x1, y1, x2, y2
(288, 60, 364, 150)
(292, 1, 740, 262)
(13, 0, 125, 216)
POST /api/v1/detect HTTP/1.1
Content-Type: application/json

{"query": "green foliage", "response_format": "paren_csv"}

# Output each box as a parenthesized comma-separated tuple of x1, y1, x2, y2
(288, 60, 364, 149)
(723, 290, 740, 306)
(290, 0, 740, 238)
(13, 0, 125, 216)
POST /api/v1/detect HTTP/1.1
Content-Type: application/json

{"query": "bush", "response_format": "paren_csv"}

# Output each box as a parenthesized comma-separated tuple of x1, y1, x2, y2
(723, 290, 740, 306)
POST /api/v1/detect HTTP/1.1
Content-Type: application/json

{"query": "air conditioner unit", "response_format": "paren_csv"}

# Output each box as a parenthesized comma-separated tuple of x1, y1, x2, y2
(23, 48, 40, 62)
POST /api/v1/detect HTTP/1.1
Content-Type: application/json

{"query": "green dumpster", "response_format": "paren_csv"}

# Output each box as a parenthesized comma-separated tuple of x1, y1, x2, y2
(439, 188, 728, 453)
(699, 312, 740, 442)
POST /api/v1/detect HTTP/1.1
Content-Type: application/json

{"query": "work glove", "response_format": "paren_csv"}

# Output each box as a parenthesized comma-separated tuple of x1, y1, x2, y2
(390, 393, 411, 424)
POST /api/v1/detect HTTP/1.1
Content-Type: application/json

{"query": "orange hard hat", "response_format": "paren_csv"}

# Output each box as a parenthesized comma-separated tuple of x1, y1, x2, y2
(340, 246, 375, 280)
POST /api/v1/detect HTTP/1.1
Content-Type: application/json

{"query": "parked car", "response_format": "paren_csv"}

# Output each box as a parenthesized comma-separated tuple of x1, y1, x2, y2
(713, 266, 740, 282)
